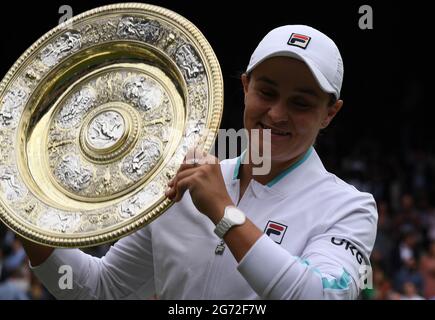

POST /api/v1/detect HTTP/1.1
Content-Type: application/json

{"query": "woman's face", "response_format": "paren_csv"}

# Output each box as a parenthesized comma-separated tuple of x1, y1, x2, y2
(242, 57, 343, 165)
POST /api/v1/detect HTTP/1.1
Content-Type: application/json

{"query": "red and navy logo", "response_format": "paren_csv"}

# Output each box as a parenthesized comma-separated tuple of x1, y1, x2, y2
(288, 33, 311, 49)
(264, 221, 288, 244)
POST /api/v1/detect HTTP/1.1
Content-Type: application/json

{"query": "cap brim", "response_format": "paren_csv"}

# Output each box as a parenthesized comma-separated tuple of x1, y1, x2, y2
(247, 50, 338, 99)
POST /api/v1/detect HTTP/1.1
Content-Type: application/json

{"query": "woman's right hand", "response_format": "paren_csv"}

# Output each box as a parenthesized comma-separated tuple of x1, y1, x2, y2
(18, 235, 55, 267)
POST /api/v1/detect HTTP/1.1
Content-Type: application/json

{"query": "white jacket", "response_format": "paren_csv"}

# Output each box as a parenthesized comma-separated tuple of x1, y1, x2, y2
(31, 148, 378, 299)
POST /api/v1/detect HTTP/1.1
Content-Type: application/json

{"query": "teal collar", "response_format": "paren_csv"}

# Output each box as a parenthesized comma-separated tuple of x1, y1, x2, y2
(232, 147, 314, 187)
(233, 149, 247, 180)
(266, 147, 313, 187)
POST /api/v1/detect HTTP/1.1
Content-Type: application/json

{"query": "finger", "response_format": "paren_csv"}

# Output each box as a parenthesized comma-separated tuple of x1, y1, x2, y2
(177, 162, 198, 174)
(176, 155, 218, 181)
(173, 175, 196, 202)
(201, 154, 220, 165)
(166, 167, 198, 200)
(165, 185, 176, 200)
(184, 135, 208, 164)
(171, 167, 198, 187)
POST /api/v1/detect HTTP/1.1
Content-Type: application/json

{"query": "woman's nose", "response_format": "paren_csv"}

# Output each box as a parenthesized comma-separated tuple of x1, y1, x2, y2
(267, 101, 288, 122)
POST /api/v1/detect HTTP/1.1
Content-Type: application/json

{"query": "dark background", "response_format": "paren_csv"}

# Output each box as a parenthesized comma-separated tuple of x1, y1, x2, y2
(1, 0, 433, 300)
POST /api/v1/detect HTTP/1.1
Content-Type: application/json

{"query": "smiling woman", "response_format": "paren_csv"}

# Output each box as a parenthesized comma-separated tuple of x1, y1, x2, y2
(241, 57, 343, 175)
(22, 22, 377, 300)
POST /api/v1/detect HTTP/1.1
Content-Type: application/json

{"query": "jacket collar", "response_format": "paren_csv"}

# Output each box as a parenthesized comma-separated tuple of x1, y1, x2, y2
(230, 146, 326, 199)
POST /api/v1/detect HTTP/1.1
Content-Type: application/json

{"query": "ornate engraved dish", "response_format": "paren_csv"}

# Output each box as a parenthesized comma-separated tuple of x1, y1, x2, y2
(0, 3, 223, 247)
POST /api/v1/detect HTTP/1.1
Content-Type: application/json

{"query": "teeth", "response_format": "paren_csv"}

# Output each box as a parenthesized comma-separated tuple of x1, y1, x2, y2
(260, 123, 289, 136)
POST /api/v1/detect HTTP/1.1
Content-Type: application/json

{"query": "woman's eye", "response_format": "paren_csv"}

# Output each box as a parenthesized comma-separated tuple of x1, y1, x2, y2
(259, 90, 274, 98)
(292, 99, 311, 108)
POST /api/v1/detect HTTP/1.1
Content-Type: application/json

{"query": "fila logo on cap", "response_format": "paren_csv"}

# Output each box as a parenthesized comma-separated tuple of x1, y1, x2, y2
(288, 33, 311, 49)
(264, 221, 288, 244)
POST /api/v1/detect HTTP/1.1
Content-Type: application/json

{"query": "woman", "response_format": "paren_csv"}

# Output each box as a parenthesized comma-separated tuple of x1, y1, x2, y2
(22, 25, 377, 299)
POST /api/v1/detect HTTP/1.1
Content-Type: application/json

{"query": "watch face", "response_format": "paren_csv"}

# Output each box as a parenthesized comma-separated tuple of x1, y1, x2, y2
(227, 207, 246, 225)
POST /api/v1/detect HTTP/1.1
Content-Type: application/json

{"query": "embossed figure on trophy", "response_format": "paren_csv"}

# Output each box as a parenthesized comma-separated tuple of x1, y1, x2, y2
(39, 212, 80, 233)
(120, 196, 139, 218)
(117, 17, 161, 43)
(55, 155, 93, 192)
(88, 112, 124, 149)
(175, 44, 204, 80)
(93, 170, 113, 196)
(91, 119, 121, 142)
(57, 214, 70, 233)
(58, 88, 96, 127)
(0, 169, 26, 201)
(120, 182, 160, 219)
(123, 76, 163, 111)
(122, 139, 161, 180)
(131, 150, 147, 173)
(160, 32, 176, 51)
(0, 89, 28, 127)
(40, 31, 82, 67)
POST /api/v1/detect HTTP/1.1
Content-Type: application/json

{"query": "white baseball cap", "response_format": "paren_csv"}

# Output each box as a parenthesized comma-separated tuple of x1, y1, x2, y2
(246, 25, 344, 99)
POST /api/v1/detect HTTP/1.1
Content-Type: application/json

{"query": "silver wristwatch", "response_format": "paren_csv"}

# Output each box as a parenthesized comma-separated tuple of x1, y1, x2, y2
(214, 206, 246, 238)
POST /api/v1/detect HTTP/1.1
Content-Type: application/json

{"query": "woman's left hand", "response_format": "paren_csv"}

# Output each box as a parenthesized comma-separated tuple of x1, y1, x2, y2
(165, 150, 234, 224)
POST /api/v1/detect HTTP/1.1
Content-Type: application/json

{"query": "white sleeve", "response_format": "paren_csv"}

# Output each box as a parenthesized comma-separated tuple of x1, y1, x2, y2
(30, 226, 155, 300)
(237, 195, 377, 300)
